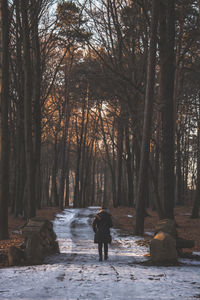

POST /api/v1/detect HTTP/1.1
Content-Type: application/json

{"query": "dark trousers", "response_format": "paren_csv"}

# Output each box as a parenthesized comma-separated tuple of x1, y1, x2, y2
(98, 242, 108, 258)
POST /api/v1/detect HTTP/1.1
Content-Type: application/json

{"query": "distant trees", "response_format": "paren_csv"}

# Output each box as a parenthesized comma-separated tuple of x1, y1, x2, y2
(1, 0, 200, 239)
(81, 0, 200, 231)
(0, 0, 60, 221)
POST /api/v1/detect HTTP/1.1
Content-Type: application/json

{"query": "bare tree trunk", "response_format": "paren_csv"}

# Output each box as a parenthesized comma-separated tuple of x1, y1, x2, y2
(65, 124, 73, 207)
(159, 0, 175, 219)
(42, 164, 50, 207)
(134, 0, 159, 235)
(74, 147, 81, 208)
(176, 126, 183, 205)
(82, 147, 91, 207)
(21, 0, 36, 218)
(31, 2, 42, 210)
(15, 106, 26, 216)
(191, 117, 200, 218)
(117, 112, 123, 206)
(74, 100, 86, 207)
(59, 123, 68, 209)
(148, 111, 164, 218)
(14, 0, 26, 217)
(183, 128, 190, 204)
(80, 91, 89, 207)
(64, 142, 71, 208)
(51, 135, 59, 206)
(103, 161, 108, 207)
(174, 15, 183, 206)
(91, 145, 97, 206)
(59, 84, 69, 209)
(125, 123, 134, 207)
(0, 0, 9, 239)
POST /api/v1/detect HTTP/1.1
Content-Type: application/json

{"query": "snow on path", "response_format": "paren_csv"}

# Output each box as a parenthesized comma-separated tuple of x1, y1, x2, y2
(0, 207, 200, 300)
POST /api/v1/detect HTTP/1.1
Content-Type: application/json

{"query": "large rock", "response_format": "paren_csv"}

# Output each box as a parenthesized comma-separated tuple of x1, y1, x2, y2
(150, 231, 178, 263)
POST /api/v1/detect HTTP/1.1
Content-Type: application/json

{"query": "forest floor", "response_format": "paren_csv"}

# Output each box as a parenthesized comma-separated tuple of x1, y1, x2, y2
(110, 206, 200, 253)
(0, 207, 61, 267)
(0, 205, 199, 269)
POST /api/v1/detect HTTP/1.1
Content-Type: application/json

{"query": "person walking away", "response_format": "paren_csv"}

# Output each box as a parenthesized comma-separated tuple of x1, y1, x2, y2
(92, 206, 113, 261)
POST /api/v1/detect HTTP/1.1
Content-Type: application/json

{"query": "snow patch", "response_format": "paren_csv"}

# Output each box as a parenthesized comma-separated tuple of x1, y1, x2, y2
(0, 208, 200, 299)
(193, 251, 200, 256)
(145, 231, 154, 236)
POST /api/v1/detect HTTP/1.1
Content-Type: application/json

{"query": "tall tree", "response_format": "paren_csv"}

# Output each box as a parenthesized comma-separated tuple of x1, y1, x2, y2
(191, 101, 200, 218)
(159, 0, 176, 219)
(134, 0, 159, 235)
(0, 0, 10, 239)
(31, 0, 42, 209)
(20, 0, 36, 217)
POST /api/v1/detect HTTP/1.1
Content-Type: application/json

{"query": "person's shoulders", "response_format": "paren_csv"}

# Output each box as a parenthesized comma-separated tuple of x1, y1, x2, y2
(96, 210, 112, 218)
(95, 213, 102, 220)
(104, 211, 112, 218)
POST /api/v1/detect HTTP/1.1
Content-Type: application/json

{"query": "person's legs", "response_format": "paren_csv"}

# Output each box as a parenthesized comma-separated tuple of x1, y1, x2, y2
(98, 243, 103, 261)
(104, 243, 108, 260)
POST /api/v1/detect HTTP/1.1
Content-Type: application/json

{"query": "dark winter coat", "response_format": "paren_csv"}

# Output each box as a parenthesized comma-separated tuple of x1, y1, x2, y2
(92, 210, 113, 244)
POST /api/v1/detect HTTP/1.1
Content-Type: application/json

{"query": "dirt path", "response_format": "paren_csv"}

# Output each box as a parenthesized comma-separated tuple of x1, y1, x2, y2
(0, 207, 200, 299)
